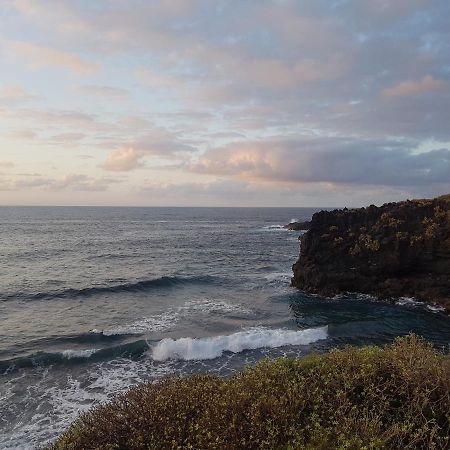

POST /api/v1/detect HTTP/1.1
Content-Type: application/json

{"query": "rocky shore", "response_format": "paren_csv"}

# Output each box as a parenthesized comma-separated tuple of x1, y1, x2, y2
(292, 194, 450, 312)
(284, 220, 311, 231)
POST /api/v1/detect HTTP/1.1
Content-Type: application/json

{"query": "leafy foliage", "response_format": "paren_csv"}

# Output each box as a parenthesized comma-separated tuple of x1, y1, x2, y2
(48, 335, 450, 450)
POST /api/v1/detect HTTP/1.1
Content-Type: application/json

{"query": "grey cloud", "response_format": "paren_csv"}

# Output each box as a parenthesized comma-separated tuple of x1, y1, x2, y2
(190, 138, 450, 187)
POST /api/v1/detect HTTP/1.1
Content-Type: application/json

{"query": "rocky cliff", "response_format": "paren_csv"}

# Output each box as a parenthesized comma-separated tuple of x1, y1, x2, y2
(292, 194, 450, 312)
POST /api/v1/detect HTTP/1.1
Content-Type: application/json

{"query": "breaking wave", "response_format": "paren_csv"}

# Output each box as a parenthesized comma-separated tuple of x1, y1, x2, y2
(151, 326, 328, 361)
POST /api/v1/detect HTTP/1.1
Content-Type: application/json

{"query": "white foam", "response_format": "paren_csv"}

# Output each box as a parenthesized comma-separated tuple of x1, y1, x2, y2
(261, 224, 287, 231)
(94, 311, 176, 336)
(93, 299, 252, 336)
(0, 357, 177, 449)
(178, 298, 253, 315)
(396, 296, 422, 307)
(264, 272, 292, 282)
(62, 348, 99, 359)
(151, 326, 328, 361)
(426, 304, 446, 313)
(395, 297, 446, 313)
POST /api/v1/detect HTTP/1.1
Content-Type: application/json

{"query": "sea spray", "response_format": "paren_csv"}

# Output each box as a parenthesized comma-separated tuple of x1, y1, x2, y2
(151, 326, 328, 361)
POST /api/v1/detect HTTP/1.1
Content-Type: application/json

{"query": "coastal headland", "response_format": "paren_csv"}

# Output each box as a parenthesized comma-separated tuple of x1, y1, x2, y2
(292, 194, 450, 312)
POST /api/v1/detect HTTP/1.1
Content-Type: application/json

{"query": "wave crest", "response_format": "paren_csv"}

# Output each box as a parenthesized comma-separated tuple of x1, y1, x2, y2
(151, 326, 328, 361)
(4, 275, 217, 302)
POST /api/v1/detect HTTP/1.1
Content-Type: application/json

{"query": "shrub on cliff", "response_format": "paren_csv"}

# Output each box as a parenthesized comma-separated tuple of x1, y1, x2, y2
(48, 335, 449, 450)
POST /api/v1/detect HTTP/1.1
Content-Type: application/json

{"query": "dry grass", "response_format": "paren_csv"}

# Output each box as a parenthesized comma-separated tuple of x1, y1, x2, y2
(48, 335, 450, 449)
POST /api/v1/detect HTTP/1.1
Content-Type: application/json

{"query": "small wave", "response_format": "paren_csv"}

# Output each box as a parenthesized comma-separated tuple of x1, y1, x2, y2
(261, 225, 287, 231)
(93, 312, 175, 336)
(396, 297, 446, 313)
(396, 296, 423, 307)
(151, 326, 328, 361)
(3, 275, 217, 302)
(62, 348, 99, 359)
(0, 340, 150, 372)
(93, 299, 252, 336)
(178, 298, 253, 315)
(264, 272, 292, 283)
(426, 304, 446, 313)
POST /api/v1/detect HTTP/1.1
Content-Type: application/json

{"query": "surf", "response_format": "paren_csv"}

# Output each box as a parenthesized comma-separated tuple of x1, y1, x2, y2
(151, 326, 328, 361)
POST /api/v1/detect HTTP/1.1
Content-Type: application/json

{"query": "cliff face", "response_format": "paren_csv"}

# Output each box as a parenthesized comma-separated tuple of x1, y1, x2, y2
(292, 194, 450, 311)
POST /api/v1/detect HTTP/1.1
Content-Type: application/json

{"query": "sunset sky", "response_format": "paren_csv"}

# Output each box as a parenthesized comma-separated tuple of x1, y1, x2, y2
(0, 0, 449, 206)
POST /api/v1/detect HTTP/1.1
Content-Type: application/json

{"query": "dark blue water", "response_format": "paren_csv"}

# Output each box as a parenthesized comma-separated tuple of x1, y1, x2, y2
(1, 207, 449, 449)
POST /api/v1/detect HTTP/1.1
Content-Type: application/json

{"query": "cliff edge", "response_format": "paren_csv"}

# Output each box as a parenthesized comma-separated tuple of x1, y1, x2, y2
(292, 194, 450, 312)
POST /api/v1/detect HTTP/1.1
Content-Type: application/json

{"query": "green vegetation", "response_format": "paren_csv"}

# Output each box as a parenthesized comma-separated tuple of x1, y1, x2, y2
(341, 196, 450, 257)
(48, 335, 449, 450)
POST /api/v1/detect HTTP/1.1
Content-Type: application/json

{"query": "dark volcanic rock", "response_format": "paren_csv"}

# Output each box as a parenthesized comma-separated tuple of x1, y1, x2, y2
(292, 194, 450, 312)
(285, 221, 311, 231)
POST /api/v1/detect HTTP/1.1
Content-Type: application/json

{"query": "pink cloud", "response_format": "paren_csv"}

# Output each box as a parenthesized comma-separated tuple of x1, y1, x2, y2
(4, 41, 99, 75)
(101, 148, 145, 172)
(0, 85, 36, 103)
(382, 75, 448, 97)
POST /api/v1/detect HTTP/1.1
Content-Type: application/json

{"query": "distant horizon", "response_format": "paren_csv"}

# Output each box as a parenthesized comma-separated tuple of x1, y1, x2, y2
(1, 189, 448, 211)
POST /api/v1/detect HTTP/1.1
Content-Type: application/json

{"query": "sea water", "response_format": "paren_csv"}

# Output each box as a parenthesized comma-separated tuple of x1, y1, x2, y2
(0, 206, 449, 449)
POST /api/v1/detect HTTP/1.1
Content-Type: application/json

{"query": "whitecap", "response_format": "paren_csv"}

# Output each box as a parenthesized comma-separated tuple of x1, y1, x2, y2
(396, 297, 446, 313)
(426, 304, 446, 313)
(259, 225, 287, 231)
(62, 348, 99, 359)
(151, 326, 328, 361)
(396, 297, 424, 307)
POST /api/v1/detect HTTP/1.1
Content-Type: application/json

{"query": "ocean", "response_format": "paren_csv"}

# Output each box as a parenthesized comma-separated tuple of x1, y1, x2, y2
(1, 206, 449, 449)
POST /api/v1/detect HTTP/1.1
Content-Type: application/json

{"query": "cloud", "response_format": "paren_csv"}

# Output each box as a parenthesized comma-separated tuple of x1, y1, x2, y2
(0, 85, 36, 104)
(3, 0, 450, 205)
(0, 161, 14, 168)
(383, 75, 449, 97)
(3, 41, 99, 74)
(75, 85, 130, 100)
(5, 129, 38, 140)
(190, 137, 450, 187)
(138, 179, 298, 206)
(100, 128, 196, 171)
(48, 174, 113, 191)
(12, 173, 121, 191)
(101, 147, 145, 172)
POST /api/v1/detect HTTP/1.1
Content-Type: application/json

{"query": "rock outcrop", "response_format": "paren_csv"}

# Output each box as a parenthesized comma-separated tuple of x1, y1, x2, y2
(285, 221, 311, 231)
(292, 194, 450, 312)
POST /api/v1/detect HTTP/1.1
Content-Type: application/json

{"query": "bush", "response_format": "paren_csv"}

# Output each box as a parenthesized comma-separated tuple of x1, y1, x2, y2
(48, 335, 450, 450)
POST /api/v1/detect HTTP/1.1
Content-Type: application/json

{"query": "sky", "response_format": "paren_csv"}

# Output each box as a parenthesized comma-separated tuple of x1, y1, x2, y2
(0, 0, 449, 207)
